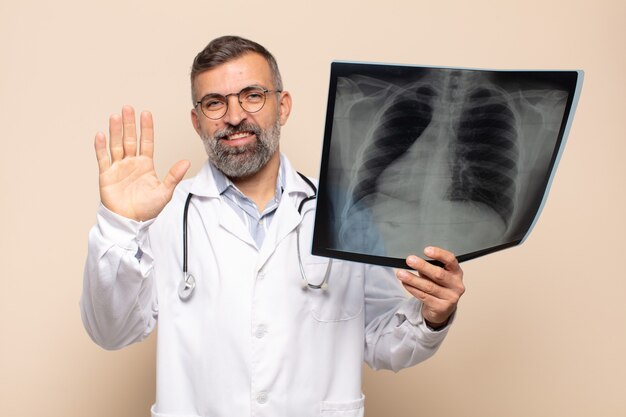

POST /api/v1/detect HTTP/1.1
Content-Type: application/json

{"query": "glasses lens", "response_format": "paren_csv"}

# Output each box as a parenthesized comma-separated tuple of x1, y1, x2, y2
(200, 95, 227, 119)
(239, 87, 267, 113)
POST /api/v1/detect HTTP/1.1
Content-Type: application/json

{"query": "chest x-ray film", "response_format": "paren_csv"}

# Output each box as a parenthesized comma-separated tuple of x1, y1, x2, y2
(312, 62, 583, 268)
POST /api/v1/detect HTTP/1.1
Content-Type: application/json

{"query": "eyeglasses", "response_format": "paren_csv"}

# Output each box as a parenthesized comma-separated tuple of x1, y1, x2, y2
(195, 86, 282, 120)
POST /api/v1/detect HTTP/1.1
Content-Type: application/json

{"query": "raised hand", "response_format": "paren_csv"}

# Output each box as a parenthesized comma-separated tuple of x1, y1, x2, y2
(94, 105, 191, 221)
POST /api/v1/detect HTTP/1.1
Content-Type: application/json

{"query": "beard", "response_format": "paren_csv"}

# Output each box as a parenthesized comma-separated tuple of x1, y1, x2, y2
(200, 117, 281, 179)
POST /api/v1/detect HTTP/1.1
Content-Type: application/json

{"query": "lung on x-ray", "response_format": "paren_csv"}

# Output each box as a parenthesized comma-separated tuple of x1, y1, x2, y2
(312, 62, 583, 268)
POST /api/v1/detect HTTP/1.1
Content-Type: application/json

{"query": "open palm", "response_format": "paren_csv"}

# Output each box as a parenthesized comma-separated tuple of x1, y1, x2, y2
(95, 106, 190, 221)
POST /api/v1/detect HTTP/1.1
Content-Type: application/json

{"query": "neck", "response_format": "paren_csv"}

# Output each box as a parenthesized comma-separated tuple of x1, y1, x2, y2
(231, 151, 280, 212)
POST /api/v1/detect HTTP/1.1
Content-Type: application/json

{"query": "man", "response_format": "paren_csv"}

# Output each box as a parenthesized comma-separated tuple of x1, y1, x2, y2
(81, 36, 465, 417)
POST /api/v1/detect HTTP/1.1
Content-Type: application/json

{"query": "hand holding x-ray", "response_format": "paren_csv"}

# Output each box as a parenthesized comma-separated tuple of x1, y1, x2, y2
(397, 246, 465, 328)
(94, 105, 190, 221)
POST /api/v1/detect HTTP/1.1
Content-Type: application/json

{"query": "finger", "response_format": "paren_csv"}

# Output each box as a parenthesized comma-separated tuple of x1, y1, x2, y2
(405, 255, 448, 284)
(162, 160, 191, 192)
(397, 269, 445, 298)
(424, 246, 461, 272)
(109, 113, 123, 162)
(139, 111, 154, 158)
(94, 132, 110, 172)
(401, 281, 443, 308)
(122, 105, 137, 157)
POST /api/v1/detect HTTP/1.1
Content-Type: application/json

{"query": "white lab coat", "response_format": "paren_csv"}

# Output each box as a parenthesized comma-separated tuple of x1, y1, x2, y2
(80, 155, 451, 417)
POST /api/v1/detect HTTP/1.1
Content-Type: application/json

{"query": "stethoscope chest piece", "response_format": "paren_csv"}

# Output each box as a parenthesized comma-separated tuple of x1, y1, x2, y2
(178, 273, 196, 301)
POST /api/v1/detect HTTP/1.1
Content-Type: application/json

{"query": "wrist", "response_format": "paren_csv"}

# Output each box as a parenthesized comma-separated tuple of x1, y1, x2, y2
(424, 317, 449, 331)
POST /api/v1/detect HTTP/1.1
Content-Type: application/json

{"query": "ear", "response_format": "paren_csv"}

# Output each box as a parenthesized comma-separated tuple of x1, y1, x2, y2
(191, 108, 202, 136)
(278, 91, 292, 126)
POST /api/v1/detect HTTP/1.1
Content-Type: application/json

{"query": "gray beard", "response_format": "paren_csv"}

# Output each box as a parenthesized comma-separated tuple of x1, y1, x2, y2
(201, 118, 281, 179)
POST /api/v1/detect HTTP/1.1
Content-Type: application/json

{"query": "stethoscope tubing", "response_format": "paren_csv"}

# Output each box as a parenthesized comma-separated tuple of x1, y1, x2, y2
(179, 172, 329, 301)
(178, 193, 196, 300)
(183, 192, 194, 276)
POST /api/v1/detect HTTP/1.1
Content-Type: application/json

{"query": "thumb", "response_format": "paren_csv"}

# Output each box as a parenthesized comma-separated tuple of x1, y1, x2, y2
(163, 160, 191, 191)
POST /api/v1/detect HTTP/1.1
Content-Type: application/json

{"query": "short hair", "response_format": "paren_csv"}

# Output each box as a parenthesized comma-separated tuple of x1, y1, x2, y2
(190, 35, 283, 102)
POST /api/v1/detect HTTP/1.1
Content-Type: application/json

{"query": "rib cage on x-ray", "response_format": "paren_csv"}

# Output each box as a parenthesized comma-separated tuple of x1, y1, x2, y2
(350, 85, 437, 210)
(448, 86, 520, 228)
(337, 70, 526, 256)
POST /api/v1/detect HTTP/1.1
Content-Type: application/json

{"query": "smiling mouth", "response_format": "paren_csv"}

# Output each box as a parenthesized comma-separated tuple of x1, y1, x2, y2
(224, 131, 255, 141)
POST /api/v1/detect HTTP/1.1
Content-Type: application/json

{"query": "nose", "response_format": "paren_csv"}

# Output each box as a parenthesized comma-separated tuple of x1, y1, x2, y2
(222, 95, 247, 126)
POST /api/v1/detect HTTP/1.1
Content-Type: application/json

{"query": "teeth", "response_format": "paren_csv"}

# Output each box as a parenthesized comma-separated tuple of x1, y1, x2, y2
(227, 132, 252, 140)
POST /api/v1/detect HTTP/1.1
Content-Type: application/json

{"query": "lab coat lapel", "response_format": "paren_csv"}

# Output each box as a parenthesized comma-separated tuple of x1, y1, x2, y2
(256, 158, 313, 269)
(217, 200, 256, 247)
(189, 161, 256, 248)
(257, 195, 301, 268)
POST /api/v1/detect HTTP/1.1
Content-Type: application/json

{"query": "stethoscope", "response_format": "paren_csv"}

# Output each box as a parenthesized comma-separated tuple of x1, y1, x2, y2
(178, 172, 332, 301)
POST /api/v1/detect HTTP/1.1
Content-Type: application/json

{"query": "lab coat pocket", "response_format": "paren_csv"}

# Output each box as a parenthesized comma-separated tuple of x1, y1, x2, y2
(320, 394, 365, 417)
(303, 259, 363, 322)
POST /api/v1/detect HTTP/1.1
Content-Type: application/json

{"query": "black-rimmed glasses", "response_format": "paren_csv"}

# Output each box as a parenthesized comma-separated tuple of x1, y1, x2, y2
(195, 86, 282, 120)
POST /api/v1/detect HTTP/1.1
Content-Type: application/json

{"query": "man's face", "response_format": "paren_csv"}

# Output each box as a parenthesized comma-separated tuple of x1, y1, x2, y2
(191, 52, 292, 179)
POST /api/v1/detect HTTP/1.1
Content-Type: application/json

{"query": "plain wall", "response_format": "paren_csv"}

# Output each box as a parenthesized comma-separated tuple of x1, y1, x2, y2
(1, 0, 624, 416)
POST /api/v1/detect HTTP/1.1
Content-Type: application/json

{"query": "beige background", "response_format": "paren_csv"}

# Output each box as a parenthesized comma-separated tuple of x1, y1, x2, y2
(1, 0, 624, 416)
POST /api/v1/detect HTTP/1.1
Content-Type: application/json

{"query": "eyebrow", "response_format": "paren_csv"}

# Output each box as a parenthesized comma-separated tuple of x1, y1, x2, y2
(200, 84, 268, 98)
